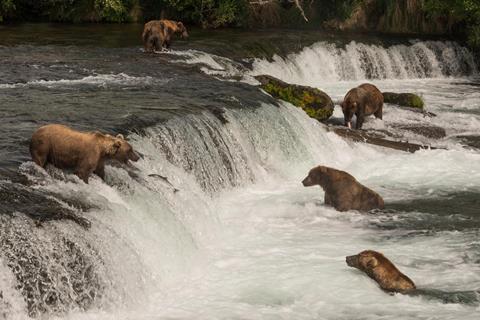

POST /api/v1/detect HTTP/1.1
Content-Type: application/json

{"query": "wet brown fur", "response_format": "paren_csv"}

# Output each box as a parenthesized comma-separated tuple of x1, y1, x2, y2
(302, 165, 384, 212)
(346, 250, 416, 293)
(30, 124, 138, 183)
(342, 83, 384, 129)
(142, 19, 188, 52)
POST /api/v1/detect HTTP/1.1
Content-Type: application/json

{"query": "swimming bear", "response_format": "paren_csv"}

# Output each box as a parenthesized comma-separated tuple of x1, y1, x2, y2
(302, 165, 384, 212)
(346, 250, 416, 294)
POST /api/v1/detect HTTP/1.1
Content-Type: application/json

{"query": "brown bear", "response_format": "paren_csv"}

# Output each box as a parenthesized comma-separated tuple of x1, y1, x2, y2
(302, 165, 384, 212)
(30, 124, 139, 183)
(142, 19, 188, 52)
(341, 83, 384, 129)
(346, 250, 416, 294)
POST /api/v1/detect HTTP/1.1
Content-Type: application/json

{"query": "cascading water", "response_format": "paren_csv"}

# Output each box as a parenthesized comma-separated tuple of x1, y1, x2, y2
(1, 29, 480, 320)
(249, 41, 478, 85)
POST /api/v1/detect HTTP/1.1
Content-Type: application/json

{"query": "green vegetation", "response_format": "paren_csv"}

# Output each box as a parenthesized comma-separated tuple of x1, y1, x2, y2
(0, 1, 478, 52)
(424, 0, 480, 50)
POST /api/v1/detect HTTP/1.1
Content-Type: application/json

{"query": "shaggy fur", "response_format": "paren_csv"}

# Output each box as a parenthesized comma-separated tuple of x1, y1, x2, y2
(346, 250, 416, 293)
(30, 124, 138, 183)
(341, 83, 384, 129)
(142, 19, 188, 52)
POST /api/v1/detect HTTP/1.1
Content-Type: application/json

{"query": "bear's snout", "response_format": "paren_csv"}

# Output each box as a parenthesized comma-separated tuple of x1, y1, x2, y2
(302, 176, 314, 187)
(130, 151, 140, 162)
(346, 255, 359, 268)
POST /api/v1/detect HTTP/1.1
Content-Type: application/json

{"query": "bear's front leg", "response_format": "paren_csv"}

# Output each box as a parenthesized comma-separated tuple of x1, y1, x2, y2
(324, 192, 333, 206)
(94, 162, 106, 181)
(355, 110, 365, 129)
(75, 160, 96, 184)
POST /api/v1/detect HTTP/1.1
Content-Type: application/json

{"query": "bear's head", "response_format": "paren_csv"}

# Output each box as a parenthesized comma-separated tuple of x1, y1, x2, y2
(176, 22, 189, 38)
(110, 134, 140, 163)
(341, 98, 358, 129)
(302, 165, 330, 187)
(346, 250, 381, 273)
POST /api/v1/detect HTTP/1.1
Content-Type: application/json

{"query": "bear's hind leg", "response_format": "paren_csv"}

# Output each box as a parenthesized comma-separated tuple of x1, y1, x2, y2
(374, 105, 383, 120)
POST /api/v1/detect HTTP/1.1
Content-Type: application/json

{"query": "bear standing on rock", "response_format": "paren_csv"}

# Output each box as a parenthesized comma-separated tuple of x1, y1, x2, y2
(142, 19, 188, 52)
(346, 250, 416, 294)
(302, 165, 384, 212)
(30, 124, 139, 183)
(342, 83, 384, 129)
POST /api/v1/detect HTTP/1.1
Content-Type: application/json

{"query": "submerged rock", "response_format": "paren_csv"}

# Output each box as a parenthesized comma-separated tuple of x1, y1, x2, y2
(330, 126, 438, 153)
(255, 75, 334, 122)
(383, 92, 425, 109)
(392, 124, 446, 139)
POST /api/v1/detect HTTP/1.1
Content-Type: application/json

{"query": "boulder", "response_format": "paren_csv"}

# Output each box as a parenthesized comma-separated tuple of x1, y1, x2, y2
(255, 75, 334, 122)
(383, 92, 425, 109)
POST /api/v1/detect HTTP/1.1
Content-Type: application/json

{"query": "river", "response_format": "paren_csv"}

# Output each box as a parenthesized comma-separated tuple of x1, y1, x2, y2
(0, 24, 479, 320)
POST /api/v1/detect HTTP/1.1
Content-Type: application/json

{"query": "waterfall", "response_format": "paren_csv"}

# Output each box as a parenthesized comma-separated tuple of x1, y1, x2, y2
(250, 41, 478, 85)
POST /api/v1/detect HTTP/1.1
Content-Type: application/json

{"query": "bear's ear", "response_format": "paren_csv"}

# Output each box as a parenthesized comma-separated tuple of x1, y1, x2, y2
(177, 22, 184, 28)
(114, 140, 122, 150)
(365, 256, 378, 269)
(116, 134, 125, 140)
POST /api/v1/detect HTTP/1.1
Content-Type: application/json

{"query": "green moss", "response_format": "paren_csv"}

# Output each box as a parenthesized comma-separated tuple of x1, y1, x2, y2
(411, 95, 425, 109)
(261, 78, 333, 121)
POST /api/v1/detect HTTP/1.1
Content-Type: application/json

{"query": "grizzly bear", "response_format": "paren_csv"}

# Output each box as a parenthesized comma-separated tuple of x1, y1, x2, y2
(302, 165, 384, 212)
(341, 83, 384, 129)
(346, 250, 416, 294)
(142, 19, 188, 52)
(30, 124, 139, 183)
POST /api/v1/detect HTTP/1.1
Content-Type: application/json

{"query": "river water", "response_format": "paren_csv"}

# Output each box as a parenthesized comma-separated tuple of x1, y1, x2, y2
(0, 24, 479, 320)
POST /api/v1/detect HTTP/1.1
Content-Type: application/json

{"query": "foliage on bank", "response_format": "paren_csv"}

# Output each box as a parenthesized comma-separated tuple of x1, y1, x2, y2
(0, 0, 479, 52)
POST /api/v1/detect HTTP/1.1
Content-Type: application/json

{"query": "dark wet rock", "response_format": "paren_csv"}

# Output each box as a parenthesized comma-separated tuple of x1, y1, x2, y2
(392, 124, 446, 139)
(209, 107, 229, 124)
(330, 126, 438, 153)
(0, 182, 91, 229)
(411, 289, 480, 306)
(456, 135, 480, 149)
(0, 215, 105, 317)
(383, 92, 425, 109)
(255, 75, 334, 122)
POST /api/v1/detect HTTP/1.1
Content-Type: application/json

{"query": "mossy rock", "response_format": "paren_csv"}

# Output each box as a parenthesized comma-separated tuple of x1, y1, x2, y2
(383, 92, 425, 109)
(255, 75, 334, 122)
